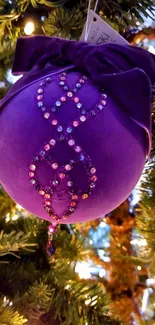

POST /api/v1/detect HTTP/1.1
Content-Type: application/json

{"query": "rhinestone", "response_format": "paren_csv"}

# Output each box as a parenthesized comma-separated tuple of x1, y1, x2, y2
(50, 139, 56, 146)
(67, 92, 73, 98)
(30, 164, 36, 171)
(60, 134, 65, 141)
(91, 110, 96, 115)
(37, 88, 43, 94)
(52, 119, 58, 126)
(67, 181, 73, 187)
(53, 180, 58, 186)
(56, 101, 61, 107)
(90, 167, 96, 174)
(45, 193, 51, 199)
(60, 81, 65, 86)
(68, 139, 75, 146)
(60, 76, 66, 81)
(38, 101, 43, 107)
(44, 112, 50, 119)
(72, 195, 78, 200)
(39, 190, 45, 196)
(91, 175, 97, 182)
(75, 146, 81, 152)
(69, 159, 75, 165)
(77, 103, 82, 109)
(34, 156, 39, 162)
(46, 77, 51, 83)
(79, 79, 85, 84)
(74, 97, 79, 103)
(79, 154, 85, 161)
(64, 86, 69, 91)
(40, 82, 45, 86)
(80, 115, 86, 122)
(60, 96, 66, 102)
(52, 163, 58, 169)
(102, 93, 107, 99)
(65, 164, 72, 171)
(83, 76, 87, 80)
(40, 150, 46, 157)
(44, 144, 50, 151)
(97, 104, 103, 110)
(62, 72, 66, 76)
(45, 200, 51, 206)
(51, 107, 56, 112)
(69, 207, 75, 212)
(30, 179, 36, 185)
(73, 121, 79, 127)
(101, 100, 106, 105)
(70, 202, 76, 207)
(41, 106, 46, 112)
(59, 173, 66, 179)
(82, 193, 88, 200)
(81, 109, 86, 115)
(29, 172, 34, 178)
(45, 206, 51, 213)
(73, 88, 77, 93)
(37, 95, 43, 100)
(62, 216, 67, 219)
(57, 125, 63, 132)
(90, 183, 95, 189)
(76, 83, 81, 88)
(66, 127, 73, 134)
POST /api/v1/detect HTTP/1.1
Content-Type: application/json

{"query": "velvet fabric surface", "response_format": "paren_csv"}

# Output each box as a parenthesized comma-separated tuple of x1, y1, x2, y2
(0, 36, 155, 224)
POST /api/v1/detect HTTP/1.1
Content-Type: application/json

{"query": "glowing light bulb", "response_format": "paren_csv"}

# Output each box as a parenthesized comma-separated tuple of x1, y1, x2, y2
(24, 21, 35, 35)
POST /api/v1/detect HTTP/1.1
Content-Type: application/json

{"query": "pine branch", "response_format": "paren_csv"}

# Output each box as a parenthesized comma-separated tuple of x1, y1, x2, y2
(0, 231, 36, 257)
(0, 301, 27, 325)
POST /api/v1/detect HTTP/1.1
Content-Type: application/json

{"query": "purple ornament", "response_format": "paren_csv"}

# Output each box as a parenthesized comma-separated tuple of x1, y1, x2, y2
(0, 36, 154, 224)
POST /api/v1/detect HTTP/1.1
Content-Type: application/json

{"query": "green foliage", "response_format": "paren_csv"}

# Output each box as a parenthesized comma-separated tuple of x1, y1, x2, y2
(0, 302, 27, 325)
(0, 230, 36, 257)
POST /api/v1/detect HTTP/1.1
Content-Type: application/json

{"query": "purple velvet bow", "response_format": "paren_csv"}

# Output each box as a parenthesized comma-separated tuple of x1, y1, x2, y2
(1, 36, 155, 157)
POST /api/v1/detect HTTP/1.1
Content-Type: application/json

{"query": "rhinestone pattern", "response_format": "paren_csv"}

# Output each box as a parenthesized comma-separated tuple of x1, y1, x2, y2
(29, 72, 107, 222)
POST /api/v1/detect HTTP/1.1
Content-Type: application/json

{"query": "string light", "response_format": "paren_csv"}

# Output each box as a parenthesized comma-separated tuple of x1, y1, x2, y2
(75, 262, 91, 279)
(24, 21, 35, 35)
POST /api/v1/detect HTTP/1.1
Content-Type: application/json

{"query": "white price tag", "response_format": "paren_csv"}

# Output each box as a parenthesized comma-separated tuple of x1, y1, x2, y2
(80, 10, 128, 45)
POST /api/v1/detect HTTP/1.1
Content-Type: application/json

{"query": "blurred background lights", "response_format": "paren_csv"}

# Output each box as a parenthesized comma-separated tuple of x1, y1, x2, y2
(24, 21, 35, 35)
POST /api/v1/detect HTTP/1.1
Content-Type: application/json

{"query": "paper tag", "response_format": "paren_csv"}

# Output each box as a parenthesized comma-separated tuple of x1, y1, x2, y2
(80, 10, 128, 45)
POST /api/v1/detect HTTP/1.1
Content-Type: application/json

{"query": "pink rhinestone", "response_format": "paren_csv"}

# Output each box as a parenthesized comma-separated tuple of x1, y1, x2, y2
(60, 76, 66, 81)
(39, 190, 45, 196)
(52, 119, 58, 126)
(74, 97, 79, 103)
(65, 164, 72, 171)
(37, 95, 43, 100)
(44, 144, 50, 151)
(59, 173, 66, 179)
(29, 172, 34, 178)
(90, 167, 96, 174)
(83, 76, 87, 80)
(79, 79, 85, 84)
(50, 139, 56, 146)
(80, 115, 86, 122)
(75, 146, 81, 153)
(101, 100, 106, 105)
(30, 179, 36, 185)
(73, 121, 79, 127)
(30, 164, 36, 171)
(52, 163, 58, 170)
(67, 92, 73, 98)
(44, 112, 50, 119)
(37, 88, 43, 94)
(60, 96, 66, 102)
(68, 139, 75, 146)
(62, 72, 66, 76)
(45, 193, 50, 199)
(45, 200, 51, 206)
(91, 175, 97, 182)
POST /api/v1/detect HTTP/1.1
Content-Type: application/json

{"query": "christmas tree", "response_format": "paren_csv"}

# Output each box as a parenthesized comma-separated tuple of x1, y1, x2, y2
(0, 1, 155, 324)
